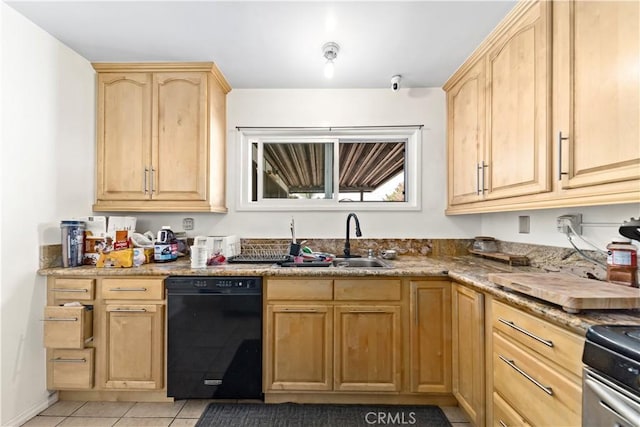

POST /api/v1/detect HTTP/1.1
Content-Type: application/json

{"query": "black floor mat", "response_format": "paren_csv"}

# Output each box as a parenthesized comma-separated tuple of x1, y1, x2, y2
(196, 402, 452, 427)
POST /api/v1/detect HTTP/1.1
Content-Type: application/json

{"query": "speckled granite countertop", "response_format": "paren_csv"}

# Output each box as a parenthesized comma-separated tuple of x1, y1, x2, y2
(38, 255, 640, 334)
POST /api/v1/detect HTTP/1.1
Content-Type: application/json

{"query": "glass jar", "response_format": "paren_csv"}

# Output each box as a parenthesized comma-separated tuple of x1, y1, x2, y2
(606, 238, 638, 287)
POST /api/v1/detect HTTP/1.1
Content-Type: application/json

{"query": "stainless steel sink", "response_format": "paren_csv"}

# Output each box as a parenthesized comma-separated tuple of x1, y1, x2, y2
(332, 258, 392, 268)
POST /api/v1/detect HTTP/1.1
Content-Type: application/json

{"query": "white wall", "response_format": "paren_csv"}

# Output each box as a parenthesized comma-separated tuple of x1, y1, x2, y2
(135, 88, 639, 251)
(481, 203, 640, 252)
(135, 88, 481, 239)
(0, 3, 95, 425)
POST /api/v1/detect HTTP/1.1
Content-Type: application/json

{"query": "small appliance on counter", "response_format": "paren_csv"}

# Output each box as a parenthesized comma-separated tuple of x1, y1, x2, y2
(154, 226, 179, 263)
(193, 235, 240, 258)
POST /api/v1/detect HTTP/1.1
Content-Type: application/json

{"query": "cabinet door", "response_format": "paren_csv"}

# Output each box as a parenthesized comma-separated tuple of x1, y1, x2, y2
(152, 72, 208, 201)
(485, 0, 552, 200)
(265, 305, 333, 391)
(334, 305, 401, 392)
(409, 281, 451, 393)
(96, 73, 152, 201)
(447, 59, 486, 205)
(102, 304, 163, 389)
(556, 0, 640, 189)
(452, 284, 485, 427)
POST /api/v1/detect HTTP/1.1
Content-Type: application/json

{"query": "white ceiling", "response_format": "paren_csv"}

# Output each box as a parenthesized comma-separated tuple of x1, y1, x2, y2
(5, 1, 517, 89)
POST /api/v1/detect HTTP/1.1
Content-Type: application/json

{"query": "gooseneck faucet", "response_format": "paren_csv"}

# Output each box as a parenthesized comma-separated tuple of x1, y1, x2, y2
(343, 213, 362, 258)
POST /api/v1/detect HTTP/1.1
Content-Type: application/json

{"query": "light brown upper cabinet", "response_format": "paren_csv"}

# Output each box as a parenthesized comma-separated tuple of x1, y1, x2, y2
(484, 0, 551, 201)
(555, 0, 640, 190)
(447, 59, 486, 205)
(446, 0, 552, 209)
(445, 0, 640, 214)
(93, 63, 231, 212)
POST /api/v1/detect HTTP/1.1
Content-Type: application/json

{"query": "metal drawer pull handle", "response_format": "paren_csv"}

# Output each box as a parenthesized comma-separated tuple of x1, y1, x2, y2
(498, 318, 554, 347)
(499, 421, 507, 427)
(51, 288, 88, 293)
(42, 317, 78, 322)
(283, 308, 319, 313)
(349, 310, 384, 313)
(113, 308, 147, 313)
(51, 357, 86, 363)
(111, 287, 147, 292)
(499, 355, 553, 396)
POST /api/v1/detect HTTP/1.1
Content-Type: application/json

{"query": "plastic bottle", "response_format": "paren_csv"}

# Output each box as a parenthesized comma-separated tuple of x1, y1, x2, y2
(154, 226, 178, 263)
(606, 238, 638, 287)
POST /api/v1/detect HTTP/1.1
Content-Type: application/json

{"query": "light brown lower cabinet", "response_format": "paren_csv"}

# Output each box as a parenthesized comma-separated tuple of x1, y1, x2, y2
(492, 391, 531, 427)
(410, 280, 452, 393)
(334, 305, 402, 392)
(44, 276, 168, 398)
(102, 304, 164, 390)
(47, 348, 95, 390)
(264, 277, 450, 403)
(490, 299, 583, 426)
(452, 284, 484, 426)
(265, 304, 333, 391)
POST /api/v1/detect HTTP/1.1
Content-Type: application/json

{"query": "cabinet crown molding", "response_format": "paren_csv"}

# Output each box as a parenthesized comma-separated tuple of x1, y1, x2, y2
(91, 62, 231, 94)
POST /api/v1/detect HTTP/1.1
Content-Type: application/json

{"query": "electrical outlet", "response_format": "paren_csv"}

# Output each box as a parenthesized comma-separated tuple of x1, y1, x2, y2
(556, 214, 582, 235)
(518, 216, 530, 234)
(182, 217, 194, 231)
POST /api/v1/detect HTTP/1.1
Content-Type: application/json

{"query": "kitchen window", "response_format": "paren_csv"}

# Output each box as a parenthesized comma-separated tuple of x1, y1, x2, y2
(237, 127, 422, 211)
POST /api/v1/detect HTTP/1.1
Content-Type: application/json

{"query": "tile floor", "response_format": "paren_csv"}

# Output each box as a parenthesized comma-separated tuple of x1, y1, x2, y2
(22, 400, 471, 427)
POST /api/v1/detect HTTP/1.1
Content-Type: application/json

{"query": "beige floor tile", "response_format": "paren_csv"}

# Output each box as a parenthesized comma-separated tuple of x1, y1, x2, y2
(113, 418, 174, 427)
(124, 401, 186, 418)
(235, 399, 262, 404)
(169, 419, 198, 427)
(39, 401, 86, 417)
(21, 416, 66, 427)
(58, 417, 119, 427)
(440, 406, 470, 423)
(175, 399, 214, 419)
(451, 423, 471, 427)
(72, 402, 135, 418)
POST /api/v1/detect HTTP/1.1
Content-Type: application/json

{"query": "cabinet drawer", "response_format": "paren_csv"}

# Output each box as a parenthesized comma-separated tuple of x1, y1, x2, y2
(266, 279, 333, 301)
(48, 348, 94, 389)
(493, 332, 581, 426)
(334, 279, 401, 301)
(101, 278, 164, 300)
(493, 391, 531, 427)
(50, 278, 95, 300)
(44, 306, 93, 349)
(492, 300, 584, 377)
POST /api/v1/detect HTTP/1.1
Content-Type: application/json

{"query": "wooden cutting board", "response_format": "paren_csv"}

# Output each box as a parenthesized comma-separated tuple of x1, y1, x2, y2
(487, 272, 640, 313)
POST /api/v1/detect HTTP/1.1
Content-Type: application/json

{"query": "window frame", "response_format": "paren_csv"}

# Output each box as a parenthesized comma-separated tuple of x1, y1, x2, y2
(236, 128, 422, 211)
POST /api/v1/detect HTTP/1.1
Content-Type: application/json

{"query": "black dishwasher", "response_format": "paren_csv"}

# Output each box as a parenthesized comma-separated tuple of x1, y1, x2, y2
(166, 276, 262, 399)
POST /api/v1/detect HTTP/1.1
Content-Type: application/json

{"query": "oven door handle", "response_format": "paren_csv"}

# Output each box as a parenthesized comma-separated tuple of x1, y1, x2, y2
(585, 378, 640, 426)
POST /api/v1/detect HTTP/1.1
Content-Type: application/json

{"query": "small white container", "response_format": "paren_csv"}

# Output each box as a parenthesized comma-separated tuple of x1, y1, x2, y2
(190, 245, 208, 269)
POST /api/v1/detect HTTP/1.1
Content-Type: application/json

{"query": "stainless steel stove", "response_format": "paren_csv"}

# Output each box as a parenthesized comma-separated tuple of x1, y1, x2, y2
(582, 325, 640, 427)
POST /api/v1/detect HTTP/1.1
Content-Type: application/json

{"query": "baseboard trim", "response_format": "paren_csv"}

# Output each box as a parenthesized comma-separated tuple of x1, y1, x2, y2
(4, 392, 58, 427)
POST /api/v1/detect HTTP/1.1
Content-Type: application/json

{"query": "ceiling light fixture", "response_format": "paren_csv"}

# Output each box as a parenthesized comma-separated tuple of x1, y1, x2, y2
(322, 42, 340, 79)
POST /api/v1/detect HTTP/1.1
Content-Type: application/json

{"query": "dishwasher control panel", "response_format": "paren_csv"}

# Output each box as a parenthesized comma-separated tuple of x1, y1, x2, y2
(166, 276, 262, 293)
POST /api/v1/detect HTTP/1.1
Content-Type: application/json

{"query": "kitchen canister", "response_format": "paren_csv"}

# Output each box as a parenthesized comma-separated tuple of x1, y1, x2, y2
(60, 220, 86, 267)
(606, 238, 638, 287)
